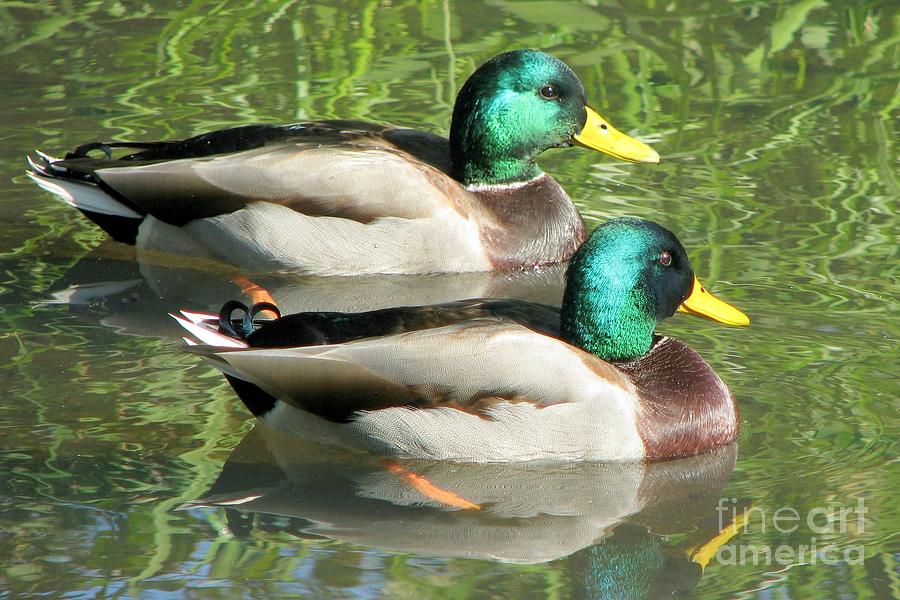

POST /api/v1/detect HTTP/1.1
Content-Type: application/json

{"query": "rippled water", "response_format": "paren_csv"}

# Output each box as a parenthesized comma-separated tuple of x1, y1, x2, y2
(1, 1, 896, 598)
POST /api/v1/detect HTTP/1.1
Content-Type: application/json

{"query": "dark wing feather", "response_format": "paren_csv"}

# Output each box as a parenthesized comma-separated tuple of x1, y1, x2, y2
(45, 120, 455, 225)
(244, 299, 561, 348)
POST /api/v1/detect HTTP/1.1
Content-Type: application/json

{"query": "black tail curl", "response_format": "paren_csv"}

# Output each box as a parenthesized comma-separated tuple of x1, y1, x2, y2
(66, 142, 114, 160)
(217, 301, 281, 340)
(65, 140, 172, 160)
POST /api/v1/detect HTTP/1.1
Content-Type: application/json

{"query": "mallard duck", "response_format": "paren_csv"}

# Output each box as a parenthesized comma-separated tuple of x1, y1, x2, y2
(175, 217, 749, 463)
(27, 50, 658, 275)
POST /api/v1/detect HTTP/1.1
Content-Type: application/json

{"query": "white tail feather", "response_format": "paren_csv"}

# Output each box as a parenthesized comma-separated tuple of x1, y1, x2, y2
(27, 171, 143, 219)
(34, 149, 59, 164)
(170, 314, 247, 348)
(179, 310, 218, 324)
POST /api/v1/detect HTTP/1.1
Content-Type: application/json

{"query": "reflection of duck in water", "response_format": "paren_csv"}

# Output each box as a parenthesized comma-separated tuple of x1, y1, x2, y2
(41, 239, 569, 343)
(176, 218, 749, 462)
(182, 426, 747, 597)
(568, 515, 748, 600)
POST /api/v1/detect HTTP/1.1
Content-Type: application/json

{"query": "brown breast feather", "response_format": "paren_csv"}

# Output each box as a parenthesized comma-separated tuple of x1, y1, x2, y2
(475, 174, 587, 270)
(616, 337, 738, 461)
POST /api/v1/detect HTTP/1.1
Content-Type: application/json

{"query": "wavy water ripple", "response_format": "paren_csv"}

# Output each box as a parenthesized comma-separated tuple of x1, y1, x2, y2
(0, 1, 896, 598)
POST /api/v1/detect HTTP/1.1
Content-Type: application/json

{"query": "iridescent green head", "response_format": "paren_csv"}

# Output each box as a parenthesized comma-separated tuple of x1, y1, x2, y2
(560, 218, 749, 362)
(449, 50, 659, 186)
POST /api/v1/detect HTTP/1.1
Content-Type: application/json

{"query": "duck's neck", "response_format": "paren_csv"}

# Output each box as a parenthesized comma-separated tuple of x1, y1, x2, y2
(449, 102, 544, 186)
(559, 281, 656, 363)
(455, 151, 542, 186)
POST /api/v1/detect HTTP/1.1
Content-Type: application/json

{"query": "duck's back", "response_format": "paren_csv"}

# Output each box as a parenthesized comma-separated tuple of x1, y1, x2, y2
(242, 298, 561, 348)
(48, 120, 460, 224)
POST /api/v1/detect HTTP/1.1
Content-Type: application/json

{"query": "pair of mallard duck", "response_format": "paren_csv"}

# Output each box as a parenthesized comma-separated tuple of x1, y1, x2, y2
(29, 50, 749, 462)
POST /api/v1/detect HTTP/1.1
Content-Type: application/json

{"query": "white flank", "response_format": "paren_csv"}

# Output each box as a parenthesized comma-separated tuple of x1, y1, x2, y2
(212, 322, 646, 462)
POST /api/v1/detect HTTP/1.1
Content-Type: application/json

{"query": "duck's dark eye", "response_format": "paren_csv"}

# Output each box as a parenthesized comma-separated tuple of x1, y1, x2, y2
(539, 84, 558, 100)
(658, 251, 673, 267)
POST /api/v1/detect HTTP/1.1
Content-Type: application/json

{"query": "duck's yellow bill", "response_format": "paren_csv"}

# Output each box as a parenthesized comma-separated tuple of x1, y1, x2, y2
(573, 106, 660, 164)
(678, 276, 750, 326)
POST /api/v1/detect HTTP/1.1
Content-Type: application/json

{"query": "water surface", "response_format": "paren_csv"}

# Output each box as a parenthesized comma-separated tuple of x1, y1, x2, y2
(1, 1, 896, 598)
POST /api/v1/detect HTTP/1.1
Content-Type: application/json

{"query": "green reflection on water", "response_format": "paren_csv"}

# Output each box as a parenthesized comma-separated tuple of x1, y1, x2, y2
(0, 0, 896, 598)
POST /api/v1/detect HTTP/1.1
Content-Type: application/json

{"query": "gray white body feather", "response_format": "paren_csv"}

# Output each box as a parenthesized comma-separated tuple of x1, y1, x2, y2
(174, 309, 737, 463)
(27, 123, 583, 275)
(177, 316, 646, 462)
